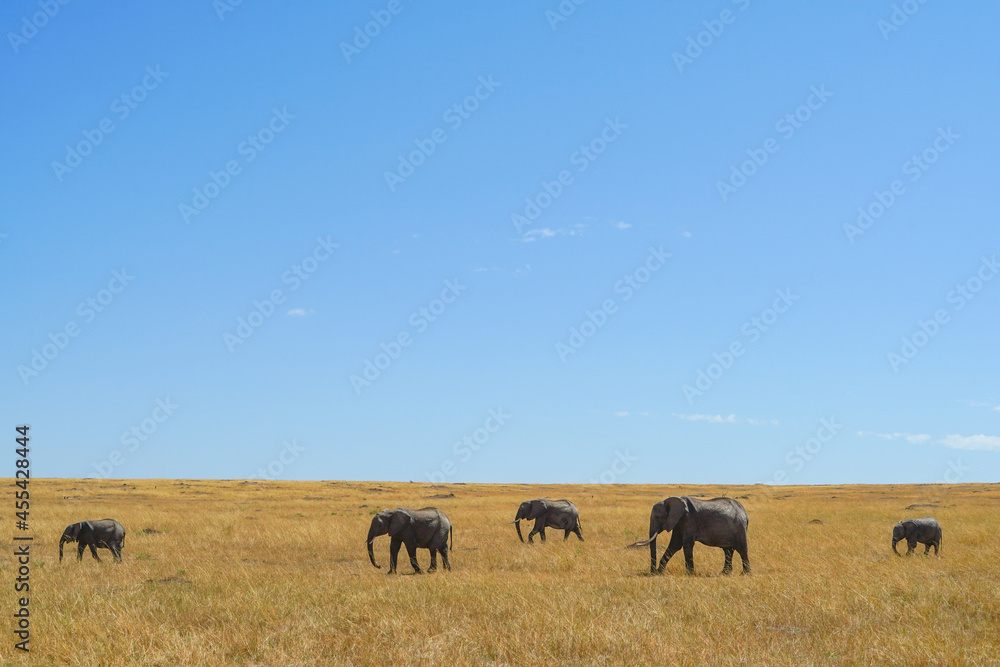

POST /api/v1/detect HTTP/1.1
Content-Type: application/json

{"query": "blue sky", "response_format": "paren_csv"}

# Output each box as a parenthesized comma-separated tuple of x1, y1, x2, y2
(3, 1, 998, 484)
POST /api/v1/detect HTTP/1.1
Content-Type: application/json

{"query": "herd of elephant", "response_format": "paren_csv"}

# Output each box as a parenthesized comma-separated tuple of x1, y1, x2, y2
(59, 497, 944, 575)
(363, 496, 943, 575)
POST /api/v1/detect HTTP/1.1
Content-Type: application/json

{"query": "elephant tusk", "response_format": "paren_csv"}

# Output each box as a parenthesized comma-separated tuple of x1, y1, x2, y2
(627, 537, 656, 548)
(508, 521, 518, 524)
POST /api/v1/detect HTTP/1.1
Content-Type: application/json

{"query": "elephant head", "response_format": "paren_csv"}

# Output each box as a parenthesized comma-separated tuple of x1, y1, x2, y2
(510, 500, 545, 542)
(892, 521, 907, 555)
(629, 497, 689, 568)
(59, 523, 83, 562)
(366, 510, 410, 568)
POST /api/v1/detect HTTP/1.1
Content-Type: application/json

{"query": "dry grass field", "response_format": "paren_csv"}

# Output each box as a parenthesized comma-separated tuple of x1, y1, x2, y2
(5, 479, 1000, 665)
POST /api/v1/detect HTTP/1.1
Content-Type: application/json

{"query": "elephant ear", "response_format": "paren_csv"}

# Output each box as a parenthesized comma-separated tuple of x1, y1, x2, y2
(530, 499, 548, 519)
(663, 497, 689, 532)
(387, 511, 411, 537)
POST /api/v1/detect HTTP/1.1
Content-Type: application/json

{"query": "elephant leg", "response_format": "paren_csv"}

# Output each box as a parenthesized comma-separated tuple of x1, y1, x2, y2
(738, 545, 751, 575)
(564, 529, 571, 541)
(934, 542, 939, 556)
(440, 546, 451, 571)
(657, 532, 684, 573)
(388, 538, 402, 574)
(574, 525, 584, 541)
(536, 520, 547, 543)
(79, 542, 101, 562)
(429, 549, 438, 573)
(404, 540, 421, 574)
(682, 542, 695, 574)
(924, 543, 931, 555)
(111, 544, 122, 562)
(906, 541, 916, 556)
(527, 518, 543, 543)
(722, 548, 734, 575)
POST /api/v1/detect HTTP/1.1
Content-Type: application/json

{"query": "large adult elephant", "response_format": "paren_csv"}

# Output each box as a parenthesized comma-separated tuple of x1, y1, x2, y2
(630, 496, 750, 575)
(510, 498, 583, 543)
(892, 516, 942, 556)
(367, 507, 452, 574)
(59, 519, 126, 563)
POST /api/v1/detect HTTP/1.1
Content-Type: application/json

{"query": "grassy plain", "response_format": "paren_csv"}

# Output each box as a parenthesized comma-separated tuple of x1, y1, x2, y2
(5, 479, 999, 665)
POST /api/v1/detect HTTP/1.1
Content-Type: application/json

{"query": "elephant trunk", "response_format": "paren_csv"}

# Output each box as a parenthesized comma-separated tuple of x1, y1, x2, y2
(367, 525, 381, 569)
(59, 533, 72, 562)
(511, 506, 526, 542)
(648, 516, 660, 571)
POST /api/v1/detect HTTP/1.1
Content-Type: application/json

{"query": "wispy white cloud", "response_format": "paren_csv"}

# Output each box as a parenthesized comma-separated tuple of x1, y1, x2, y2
(856, 431, 931, 444)
(286, 308, 315, 317)
(673, 413, 737, 424)
(522, 228, 556, 242)
(672, 413, 776, 425)
(938, 434, 1000, 451)
(680, 231, 692, 238)
(958, 399, 1000, 413)
(612, 220, 631, 230)
(521, 225, 586, 242)
(615, 410, 653, 418)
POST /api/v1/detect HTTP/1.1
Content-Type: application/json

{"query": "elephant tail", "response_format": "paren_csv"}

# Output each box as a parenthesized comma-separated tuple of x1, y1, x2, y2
(450, 525, 453, 551)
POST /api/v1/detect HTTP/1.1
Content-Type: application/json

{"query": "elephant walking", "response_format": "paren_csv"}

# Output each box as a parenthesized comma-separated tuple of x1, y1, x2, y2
(893, 517, 942, 556)
(367, 507, 452, 574)
(510, 499, 583, 543)
(630, 496, 750, 575)
(59, 519, 126, 563)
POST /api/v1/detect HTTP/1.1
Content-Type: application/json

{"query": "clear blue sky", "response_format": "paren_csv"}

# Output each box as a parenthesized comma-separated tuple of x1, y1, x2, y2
(3, 1, 998, 484)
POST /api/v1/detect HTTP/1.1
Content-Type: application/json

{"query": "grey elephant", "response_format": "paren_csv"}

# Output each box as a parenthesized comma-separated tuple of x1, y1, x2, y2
(367, 507, 452, 574)
(892, 516, 942, 556)
(510, 498, 583, 543)
(59, 519, 126, 563)
(630, 496, 750, 575)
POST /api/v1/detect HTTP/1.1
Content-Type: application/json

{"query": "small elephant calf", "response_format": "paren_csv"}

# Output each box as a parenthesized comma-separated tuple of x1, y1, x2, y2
(510, 498, 583, 544)
(59, 519, 126, 563)
(892, 516, 942, 556)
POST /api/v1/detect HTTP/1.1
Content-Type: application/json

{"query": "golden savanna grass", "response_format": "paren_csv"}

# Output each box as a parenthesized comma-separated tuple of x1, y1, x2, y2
(5, 479, 1000, 665)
